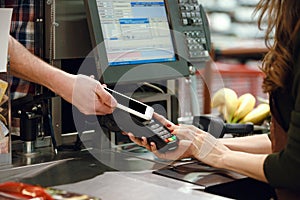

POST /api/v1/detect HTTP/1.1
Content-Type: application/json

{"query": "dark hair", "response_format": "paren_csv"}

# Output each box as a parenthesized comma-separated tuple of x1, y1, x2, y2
(255, 0, 300, 93)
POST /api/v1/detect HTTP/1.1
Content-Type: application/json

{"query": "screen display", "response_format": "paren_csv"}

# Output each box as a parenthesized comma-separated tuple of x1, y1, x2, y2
(96, 0, 176, 66)
(106, 88, 147, 114)
(122, 95, 147, 114)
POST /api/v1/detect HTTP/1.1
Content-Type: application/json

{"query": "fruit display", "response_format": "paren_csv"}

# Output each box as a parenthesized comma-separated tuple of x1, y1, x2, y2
(211, 88, 270, 125)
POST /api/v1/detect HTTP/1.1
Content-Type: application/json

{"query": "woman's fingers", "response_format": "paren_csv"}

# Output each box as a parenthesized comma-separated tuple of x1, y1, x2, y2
(128, 133, 143, 146)
(149, 142, 159, 153)
(153, 112, 175, 128)
(171, 124, 206, 140)
(127, 133, 152, 151)
(176, 124, 204, 134)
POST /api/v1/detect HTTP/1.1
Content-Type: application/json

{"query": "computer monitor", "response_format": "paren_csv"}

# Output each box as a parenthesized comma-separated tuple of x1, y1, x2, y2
(84, 0, 191, 85)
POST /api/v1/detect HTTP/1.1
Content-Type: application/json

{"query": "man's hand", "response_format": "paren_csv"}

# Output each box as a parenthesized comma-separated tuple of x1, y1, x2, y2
(71, 74, 117, 115)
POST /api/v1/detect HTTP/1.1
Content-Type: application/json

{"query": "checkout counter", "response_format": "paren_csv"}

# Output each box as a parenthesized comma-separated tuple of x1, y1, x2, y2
(1, 127, 275, 200)
(0, 1, 276, 199)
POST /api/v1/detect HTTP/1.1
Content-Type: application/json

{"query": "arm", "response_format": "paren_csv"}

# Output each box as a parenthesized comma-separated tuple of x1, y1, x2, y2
(128, 122, 268, 182)
(171, 125, 269, 183)
(219, 134, 272, 154)
(8, 35, 117, 115)
(218, 148, 268, 182)
(128, 117, 269, 183)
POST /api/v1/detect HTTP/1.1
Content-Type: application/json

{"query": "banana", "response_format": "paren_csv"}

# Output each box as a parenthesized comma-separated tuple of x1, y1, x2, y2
(211, 88, 238, 122)
(232, 93, 256, 123)
(239, 103, 270, 125)
(0, 113, 7, 125)
(0, 80, 8, 103)
(217, 104, 225, 115)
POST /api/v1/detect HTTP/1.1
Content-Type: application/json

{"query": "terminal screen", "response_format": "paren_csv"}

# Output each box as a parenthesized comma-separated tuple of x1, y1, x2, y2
(96, 0, 176, 66)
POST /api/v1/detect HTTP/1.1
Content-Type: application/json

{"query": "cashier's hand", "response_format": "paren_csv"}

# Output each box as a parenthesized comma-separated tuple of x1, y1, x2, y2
(127, 113, 230, 167)
(63, 74, 117, 115)
(127, 113, 194, 160)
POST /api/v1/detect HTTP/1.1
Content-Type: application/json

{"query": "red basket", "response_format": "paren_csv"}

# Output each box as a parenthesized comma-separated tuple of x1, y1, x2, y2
(196, 62, 267, 114)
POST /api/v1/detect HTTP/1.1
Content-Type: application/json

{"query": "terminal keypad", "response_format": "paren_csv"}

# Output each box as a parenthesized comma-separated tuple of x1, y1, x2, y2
(177, 0, 211, 62)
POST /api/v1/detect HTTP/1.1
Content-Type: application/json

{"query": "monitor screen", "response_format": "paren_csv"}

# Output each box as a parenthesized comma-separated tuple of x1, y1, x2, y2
(99, 1, 176, 66)
(84, 0, 190, 85)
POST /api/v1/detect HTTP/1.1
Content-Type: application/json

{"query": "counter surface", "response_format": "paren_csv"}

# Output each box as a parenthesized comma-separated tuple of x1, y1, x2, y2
(0, 147, 230, 199)
(0, 145, 275, 200)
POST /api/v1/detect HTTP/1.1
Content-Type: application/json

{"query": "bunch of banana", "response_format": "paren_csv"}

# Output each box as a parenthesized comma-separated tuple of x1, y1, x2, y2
(211, 88, 270, 124)
(232, 93, 256, 123)
(239, 103, 270, 124)
(211, 88, 238, 123)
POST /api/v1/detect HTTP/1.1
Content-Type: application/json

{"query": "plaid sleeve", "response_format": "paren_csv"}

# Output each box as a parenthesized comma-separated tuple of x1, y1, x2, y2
(2, 0, 36, 99)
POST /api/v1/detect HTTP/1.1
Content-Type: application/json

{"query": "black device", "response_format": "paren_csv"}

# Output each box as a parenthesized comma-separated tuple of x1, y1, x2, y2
(99, 109, 178, 152)
(98, 89, 178, 152)
(84, 0, 211, 84)
(193, 115, 254, 138)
